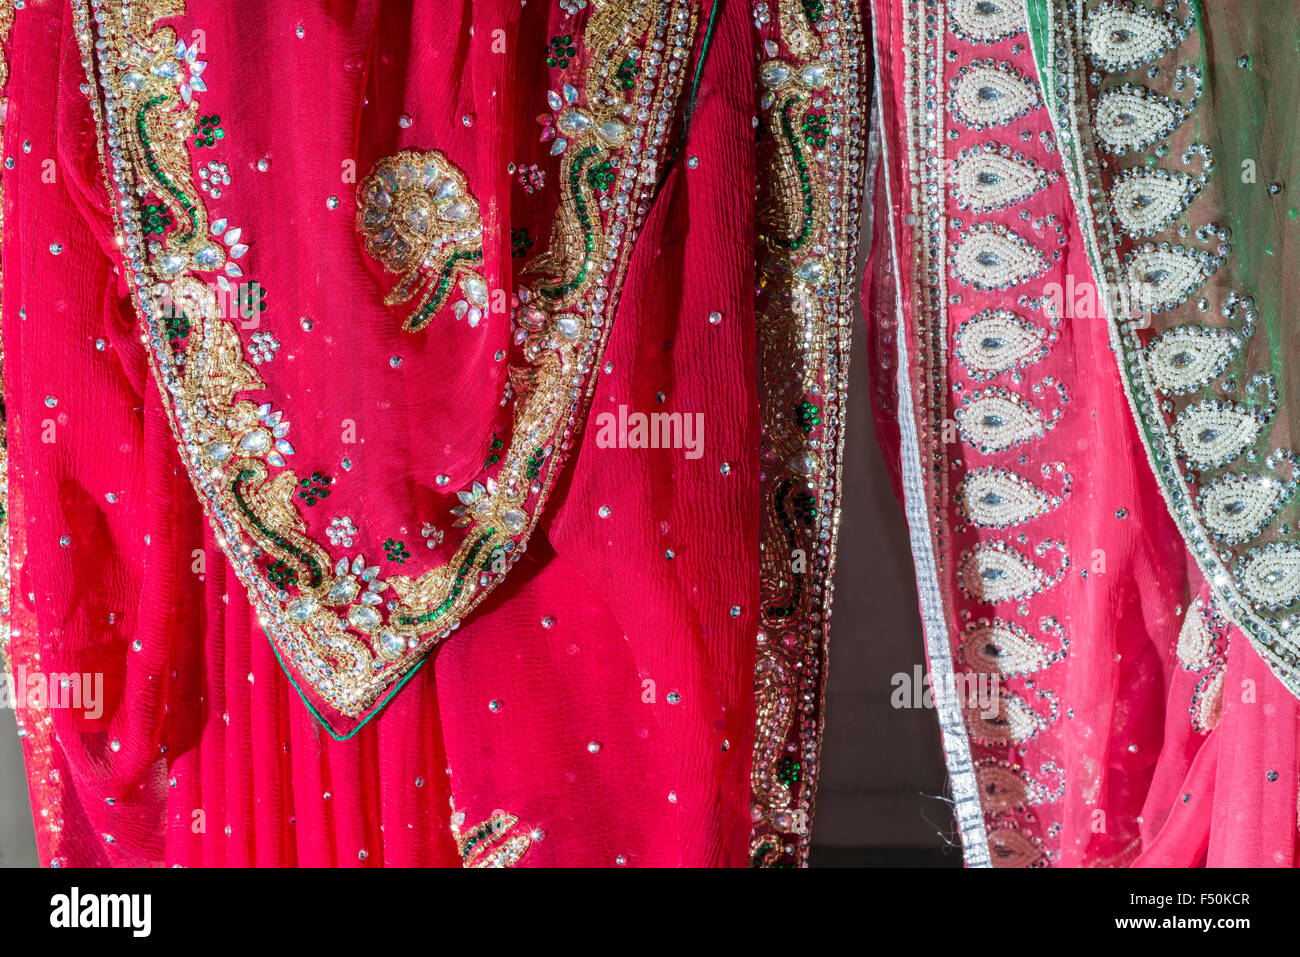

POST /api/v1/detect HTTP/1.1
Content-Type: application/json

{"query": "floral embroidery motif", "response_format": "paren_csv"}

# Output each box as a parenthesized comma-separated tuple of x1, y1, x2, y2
(355, 149, 487, 333)
(326, 516, 357, 548)
(382, 538, 410, 564)
(74, 0, 702, 726)
(749, 0, 865, 868)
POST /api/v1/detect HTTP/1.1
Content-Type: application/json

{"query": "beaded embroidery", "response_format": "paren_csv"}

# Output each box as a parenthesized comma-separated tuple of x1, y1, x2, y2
(951, 143, 1054, 212)
(950, 223, 1050, 290)
(1145, 325, 1241, 395)
(948, 0, 1026, 45)
(1029, 0, 1300, 699)
(888, 0, 1084, 866)
(976, 758, 1065, 815)
(355, 150, 487, 333)
(961, 618, 1068, 676)
(0, 0, 10, 678)
(947, 59, 1043, 130)
(958, 540, 1069, 604)
(957, 466, 1066, 527)
(954, 387, 1061, 453)
(1082, 1, 1190, 73)
(451, 808, 536, 868)
(749, 0, 866, 868)
(953, 309, 1050, 379)
(72, 0, 700, 729)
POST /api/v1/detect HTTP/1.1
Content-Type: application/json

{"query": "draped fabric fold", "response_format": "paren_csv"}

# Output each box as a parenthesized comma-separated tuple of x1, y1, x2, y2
(868, 0, 1300, 867)
(3, 0, 871, 867)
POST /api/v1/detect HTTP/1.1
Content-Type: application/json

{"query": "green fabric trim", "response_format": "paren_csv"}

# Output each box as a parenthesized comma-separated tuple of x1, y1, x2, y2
(264, 628, 431, 741)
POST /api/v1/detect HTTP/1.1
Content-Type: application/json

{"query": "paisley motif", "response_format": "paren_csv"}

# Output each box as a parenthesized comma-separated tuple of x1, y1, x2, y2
(1175, 599, 1218, 670)
(949, 0, 1026, 44)
(965, 688, 1056, 744)
(1197, 473, 1291, 544)
(955, 387, 1060, 454)
(71, 0, 703, 731)
(1084, 0, 1188, 73)
(1124, 245, 1215, 312)
(1171, 399, 1267, 469)
(1093, 85, 1189, 154)
(951, 143, 1052, 212)
(954, 309, 1048, 379)
(1110, 167, 1200, 238)
(958, 541, 1067, 603)
(1192, 668, 1225, 735)
(951, 224, 1049, 290)
(356, 150, 487, 332)
(1234, 544, 1300, 611)
(1145, 325, 1240, 395)
(957, 467, 1056, 527)
(975, 759, 1065, 814)
(986, 826, 1050, 867)
(947, 60, 1041, 130)
(961, 617, 1066, 675)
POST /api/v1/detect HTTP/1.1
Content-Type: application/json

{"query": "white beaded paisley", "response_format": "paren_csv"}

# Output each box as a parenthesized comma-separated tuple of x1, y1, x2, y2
(949, 0, 1027, 45)
(951, 144, 1052, 213)
(954, 309, 1049, 379)
(951, 223, 1050, 290)
(958, 467, 1056, 527)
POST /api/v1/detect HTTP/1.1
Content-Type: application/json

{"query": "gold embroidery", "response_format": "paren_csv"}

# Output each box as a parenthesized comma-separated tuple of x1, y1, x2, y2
(451, 807, 537, 869)
(356, 150, 487, 333)
(72, 0, 699, 725)
(749, 0, 867, 867)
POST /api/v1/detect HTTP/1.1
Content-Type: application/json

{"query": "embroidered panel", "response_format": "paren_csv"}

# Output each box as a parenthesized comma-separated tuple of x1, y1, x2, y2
(885, 0, 1136, 866)
(1030, 0, 1300, 697)
(749, 0, 867, 867)
(72, 0, 701, 734)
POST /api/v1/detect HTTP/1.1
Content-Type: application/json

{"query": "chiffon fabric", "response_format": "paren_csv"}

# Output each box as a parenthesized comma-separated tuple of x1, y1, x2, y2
(8, 0, 1300, 872)
(4, 0, 771, 867)
(867, 0, 1300, 866)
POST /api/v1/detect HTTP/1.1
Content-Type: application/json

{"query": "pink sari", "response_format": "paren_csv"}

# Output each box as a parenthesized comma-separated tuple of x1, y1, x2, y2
(867, 0, 1300, 866)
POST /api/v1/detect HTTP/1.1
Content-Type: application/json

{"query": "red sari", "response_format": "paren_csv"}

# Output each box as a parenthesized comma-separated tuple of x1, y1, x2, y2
(3, 0, 866, 867)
